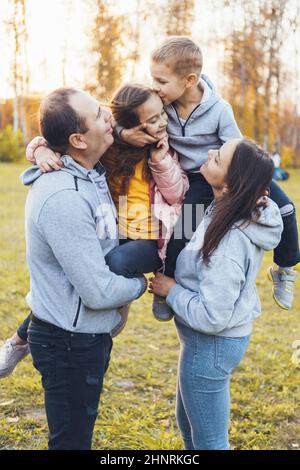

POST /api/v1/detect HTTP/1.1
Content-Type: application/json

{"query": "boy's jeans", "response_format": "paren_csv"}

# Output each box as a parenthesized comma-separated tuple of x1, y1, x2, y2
(28, 316, 112, 450)
(269, 180, 300, 267)
(175, 318, 251, 450)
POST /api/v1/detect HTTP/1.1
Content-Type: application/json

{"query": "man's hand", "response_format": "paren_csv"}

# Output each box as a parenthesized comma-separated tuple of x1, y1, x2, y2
(149, 272, 177, 298)
(35, 147, 64, 173)
(121, 123, 158, 147)
(150, 135, 169, 163)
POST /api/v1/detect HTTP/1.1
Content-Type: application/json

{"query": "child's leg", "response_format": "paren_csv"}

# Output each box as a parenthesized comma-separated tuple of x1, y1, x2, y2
(16, 314, 32, 344)
(268, 181, 299, 309)
(105, 238, 162, 277)
(105, 239, 162, 336)
(269, 181, 300, 267)
(0, 314, 31, 378)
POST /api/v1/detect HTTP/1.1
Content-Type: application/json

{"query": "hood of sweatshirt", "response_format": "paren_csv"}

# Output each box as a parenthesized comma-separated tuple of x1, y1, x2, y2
(234, 199, 283, 251)
(21, 155, 105, 184)
(20, 155, 110, 205)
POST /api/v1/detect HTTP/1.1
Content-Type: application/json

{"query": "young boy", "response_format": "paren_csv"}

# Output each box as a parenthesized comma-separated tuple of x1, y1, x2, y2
(119, 36, 299, 315)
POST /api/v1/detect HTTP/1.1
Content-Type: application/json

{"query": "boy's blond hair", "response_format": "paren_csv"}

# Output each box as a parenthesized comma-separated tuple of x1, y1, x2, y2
(151, 36, 203, 78)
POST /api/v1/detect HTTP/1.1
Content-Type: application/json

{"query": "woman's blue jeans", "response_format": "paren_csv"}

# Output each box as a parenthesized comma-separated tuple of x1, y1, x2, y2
(175, 318, 251, 450)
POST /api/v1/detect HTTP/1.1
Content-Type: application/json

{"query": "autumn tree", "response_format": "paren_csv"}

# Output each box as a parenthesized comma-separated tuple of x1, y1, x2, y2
(127, 0, 154, 79)
(221, 0, 300, 163)
(7, 0, 29, 140)
(164, 0, 195, 36)
(88, 0, 127, 100)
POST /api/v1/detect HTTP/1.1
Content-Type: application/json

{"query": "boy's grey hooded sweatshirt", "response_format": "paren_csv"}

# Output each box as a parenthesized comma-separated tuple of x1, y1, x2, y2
(165, 74, 242, 172)
(20, 155, 146, 334)
(166, 198, 283, 337)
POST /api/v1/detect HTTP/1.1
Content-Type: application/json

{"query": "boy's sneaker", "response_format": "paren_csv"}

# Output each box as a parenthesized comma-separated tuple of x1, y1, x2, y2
(152, 295, 174, 322)
(111, 304, 131, 338)
(267, 266, 297, 310)
(0, 339, 30, 379)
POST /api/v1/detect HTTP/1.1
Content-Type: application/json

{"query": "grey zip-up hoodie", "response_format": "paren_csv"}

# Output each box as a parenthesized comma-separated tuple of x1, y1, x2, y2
(165, 74, 242, 172)
(166, 198, 283, 337)
(21, 155, 146, 334)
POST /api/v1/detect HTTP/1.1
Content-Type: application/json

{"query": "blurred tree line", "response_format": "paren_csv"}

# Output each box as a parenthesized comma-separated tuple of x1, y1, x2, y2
(1, 0, 300, 166)
(219, 0, 300, 167)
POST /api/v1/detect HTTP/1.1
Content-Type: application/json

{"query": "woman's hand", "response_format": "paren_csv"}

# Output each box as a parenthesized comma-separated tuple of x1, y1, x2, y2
(149, 272, 177, 298)
(150, 136, 169, 163)
(35, 147, 64, 173)
(121, 124, 158, 147)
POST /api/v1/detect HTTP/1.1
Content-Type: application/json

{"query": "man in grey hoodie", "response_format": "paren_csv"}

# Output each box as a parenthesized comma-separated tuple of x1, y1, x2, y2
(18, 88, 147, 450)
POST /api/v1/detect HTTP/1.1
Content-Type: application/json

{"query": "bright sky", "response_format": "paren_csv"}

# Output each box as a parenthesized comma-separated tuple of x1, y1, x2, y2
(0, 0, 299, 103)
(0, 0, 222, 99)
(0, 0, 92, 98)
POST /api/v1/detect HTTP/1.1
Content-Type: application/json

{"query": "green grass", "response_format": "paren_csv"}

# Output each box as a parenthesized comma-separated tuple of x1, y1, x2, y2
(0, 163, 299, 450)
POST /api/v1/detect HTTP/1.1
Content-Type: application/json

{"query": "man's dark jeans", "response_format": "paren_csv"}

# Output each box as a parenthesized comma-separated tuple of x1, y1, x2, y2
(28, 316, 112, 450)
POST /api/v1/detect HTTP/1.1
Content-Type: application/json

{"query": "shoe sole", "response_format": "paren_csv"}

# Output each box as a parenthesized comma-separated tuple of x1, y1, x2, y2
(152, 314, 173, 322)
(267, 267, 290, 310)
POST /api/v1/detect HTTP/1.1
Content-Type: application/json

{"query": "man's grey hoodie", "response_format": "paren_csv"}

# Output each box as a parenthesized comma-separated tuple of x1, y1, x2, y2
(20, 155, 146, 334)
(166, 199, 283, 337)
(165, 74, 242, 172)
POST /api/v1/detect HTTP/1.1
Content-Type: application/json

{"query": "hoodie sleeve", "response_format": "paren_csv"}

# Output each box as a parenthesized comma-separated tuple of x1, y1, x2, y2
(37, 189, 146, 310)
(148, 150, 189, 205)
(166, 255, 245, 335)
(218, 103, 242, 142)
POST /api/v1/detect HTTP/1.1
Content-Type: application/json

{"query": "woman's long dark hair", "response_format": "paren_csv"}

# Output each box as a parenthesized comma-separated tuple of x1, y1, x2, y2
(101, 84, 157, 206)
(201, 139, 274, 265)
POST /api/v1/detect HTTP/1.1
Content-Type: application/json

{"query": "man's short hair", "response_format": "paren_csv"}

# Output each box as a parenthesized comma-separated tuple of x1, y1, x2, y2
(39, 87, 88, 154)
(151, 36, 203, 78)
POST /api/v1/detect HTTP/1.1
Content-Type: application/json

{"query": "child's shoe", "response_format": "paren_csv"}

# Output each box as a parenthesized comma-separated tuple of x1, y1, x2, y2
(152, 295, 174, 321)
(111, 304, 131, 338)
(0, 338, 30, 379)
(267, 265, 297, 310)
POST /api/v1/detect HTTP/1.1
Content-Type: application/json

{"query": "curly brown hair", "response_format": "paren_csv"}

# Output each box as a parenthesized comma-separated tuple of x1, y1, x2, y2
(101, 84, 157, 207)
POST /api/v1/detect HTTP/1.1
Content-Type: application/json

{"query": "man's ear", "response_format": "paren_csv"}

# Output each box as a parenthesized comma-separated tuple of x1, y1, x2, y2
(185, 73, 198, 88)
(69, 133, 88, 150)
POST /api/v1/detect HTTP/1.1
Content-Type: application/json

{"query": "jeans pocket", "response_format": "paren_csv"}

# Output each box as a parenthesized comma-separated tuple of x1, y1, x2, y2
(28, 328, 56, 388)
(214, 335, 250, 376)
(28, 330, 53, 349)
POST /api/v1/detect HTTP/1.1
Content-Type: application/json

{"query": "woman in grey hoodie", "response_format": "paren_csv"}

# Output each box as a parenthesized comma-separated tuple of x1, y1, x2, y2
(150, 138, 283, 450)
